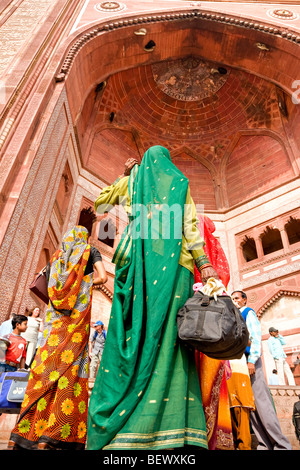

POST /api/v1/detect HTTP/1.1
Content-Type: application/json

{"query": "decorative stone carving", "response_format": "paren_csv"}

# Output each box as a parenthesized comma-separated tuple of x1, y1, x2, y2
(268, 9, 298, 21)
(95, 2, 126, 12)
(248, 292, 258, 303)
(152, 56, 229, 102)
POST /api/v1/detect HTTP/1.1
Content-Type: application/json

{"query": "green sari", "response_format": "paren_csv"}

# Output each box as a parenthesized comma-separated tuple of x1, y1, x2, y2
(87, 146, 207, 450)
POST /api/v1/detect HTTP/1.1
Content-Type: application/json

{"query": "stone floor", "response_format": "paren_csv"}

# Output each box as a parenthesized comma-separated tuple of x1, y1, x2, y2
(1, 384, 299, 451)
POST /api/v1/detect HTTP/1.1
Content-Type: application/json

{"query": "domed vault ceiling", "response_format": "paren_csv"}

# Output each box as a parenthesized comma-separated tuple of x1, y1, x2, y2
(78, 55, 295, 211)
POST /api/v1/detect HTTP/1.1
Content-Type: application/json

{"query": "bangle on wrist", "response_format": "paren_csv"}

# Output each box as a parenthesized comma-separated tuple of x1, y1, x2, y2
(199, 263, 212, 271)
(195, 255, 211, 271)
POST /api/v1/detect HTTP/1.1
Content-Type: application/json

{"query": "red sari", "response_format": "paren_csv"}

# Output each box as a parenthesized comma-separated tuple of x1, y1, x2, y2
(194, 215, 230, 288)
(194, 215, 234, 450)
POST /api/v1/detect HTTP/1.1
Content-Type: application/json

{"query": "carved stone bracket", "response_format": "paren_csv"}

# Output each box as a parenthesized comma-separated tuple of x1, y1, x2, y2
(93, 283, 113, 300)
(258, 289, 300, 317)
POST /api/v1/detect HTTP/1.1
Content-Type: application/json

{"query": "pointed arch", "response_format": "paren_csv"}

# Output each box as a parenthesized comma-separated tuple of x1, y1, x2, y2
(221, 129, 296, 208)
(171, 146, 218, 210)
(257, 287, 300, 318)
(172, 146, 217, 178)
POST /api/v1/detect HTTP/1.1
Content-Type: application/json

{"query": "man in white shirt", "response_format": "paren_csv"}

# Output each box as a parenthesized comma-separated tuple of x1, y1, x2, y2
(268, 327, 295, 386)
(0, 314, 14, 336)
(269, 369, 279, 386)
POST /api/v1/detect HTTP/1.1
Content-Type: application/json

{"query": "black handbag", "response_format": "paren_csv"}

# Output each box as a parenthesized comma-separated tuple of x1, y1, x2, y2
(177, 291, 249, 360)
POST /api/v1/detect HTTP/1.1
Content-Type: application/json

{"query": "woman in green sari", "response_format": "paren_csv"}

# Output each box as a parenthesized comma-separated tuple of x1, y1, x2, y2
(87, 146, 218, 450)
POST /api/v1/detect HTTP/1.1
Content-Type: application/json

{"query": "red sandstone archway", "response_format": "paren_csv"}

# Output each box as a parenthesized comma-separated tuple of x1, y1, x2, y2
(55, 10, 300, 122)
(55, 9, 300, 212)
(1, 6, 300, 323)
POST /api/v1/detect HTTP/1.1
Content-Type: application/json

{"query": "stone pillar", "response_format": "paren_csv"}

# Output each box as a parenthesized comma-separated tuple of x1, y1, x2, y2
(280, 227, 291, 253)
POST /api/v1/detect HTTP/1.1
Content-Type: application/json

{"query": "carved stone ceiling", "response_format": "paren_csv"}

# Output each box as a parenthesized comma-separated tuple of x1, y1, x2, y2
(152, 56, 229, 102)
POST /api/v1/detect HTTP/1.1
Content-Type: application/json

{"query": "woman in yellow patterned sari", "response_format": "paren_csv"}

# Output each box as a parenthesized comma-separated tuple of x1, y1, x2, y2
(9, 212, 107, 450)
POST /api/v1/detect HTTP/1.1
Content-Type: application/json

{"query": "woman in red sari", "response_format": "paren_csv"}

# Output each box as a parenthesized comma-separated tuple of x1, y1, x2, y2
(194, 215, 234, 450)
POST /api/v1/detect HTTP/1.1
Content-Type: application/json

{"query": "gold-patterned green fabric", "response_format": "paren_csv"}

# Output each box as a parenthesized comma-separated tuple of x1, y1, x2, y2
(87, 146, 208, 450)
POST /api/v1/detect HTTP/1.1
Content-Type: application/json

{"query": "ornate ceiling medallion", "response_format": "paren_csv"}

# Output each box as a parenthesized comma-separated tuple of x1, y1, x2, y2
(95, 2, 126, 12)
(152, 56, 230, 102)
(268, 9, 298, 20)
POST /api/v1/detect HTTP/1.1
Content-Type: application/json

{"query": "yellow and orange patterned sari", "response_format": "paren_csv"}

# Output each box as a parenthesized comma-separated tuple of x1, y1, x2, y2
(11, 226, 93, 450)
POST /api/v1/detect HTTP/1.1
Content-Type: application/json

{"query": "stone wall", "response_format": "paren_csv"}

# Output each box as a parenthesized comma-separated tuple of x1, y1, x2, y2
(269, 386, 300, 450)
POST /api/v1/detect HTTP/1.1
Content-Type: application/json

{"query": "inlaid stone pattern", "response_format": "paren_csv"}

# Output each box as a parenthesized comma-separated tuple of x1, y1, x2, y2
(0, 0, 54, 77)
(152, 57, 230, 102)
(95, 2, 126, 13)
(0, 90, 73, 320)
(268, 9, 299, 21)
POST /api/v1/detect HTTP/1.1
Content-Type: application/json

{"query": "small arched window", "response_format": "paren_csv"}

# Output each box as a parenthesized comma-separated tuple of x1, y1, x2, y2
(241, 236, 258, 262)
(284, 216, 300, 245)
(260, 226, 283, 256)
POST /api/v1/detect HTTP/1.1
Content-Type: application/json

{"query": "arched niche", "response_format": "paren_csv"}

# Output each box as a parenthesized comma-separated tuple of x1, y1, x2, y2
(241, 235, 258, 262)
(259, 292, 300, 335)
(84, 127, 141, 183)
(57, 10, 300, 127)
(225, 134, 294, 207)
(172, 151, 217, 210)
(285, 216, 300, 246)
(260, 226, 283, 256)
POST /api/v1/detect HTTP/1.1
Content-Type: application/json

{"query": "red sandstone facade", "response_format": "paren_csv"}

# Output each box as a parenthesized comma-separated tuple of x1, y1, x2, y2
(0, 1, 300, 388)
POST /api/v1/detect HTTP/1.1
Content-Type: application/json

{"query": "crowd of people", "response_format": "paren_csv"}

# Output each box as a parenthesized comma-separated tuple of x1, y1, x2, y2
(0, 145, 298, 451)
(0, 312, 106, 379)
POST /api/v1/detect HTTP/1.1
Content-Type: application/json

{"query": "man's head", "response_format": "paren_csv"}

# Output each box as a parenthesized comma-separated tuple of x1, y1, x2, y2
(269, 327, 279, 337)
(94, 320, 104, 332)
(231, 290, 247, 308)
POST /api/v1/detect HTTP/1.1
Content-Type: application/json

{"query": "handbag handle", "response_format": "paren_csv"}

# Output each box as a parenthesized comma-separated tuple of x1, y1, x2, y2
(200, 295, 210, 306)
(34, 265, 47, 276)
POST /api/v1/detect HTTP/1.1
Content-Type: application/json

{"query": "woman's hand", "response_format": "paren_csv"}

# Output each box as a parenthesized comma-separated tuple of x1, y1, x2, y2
(248, 362, 256, 376)
(200, 266, 219, 285)
(123, 158, 139, 176)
